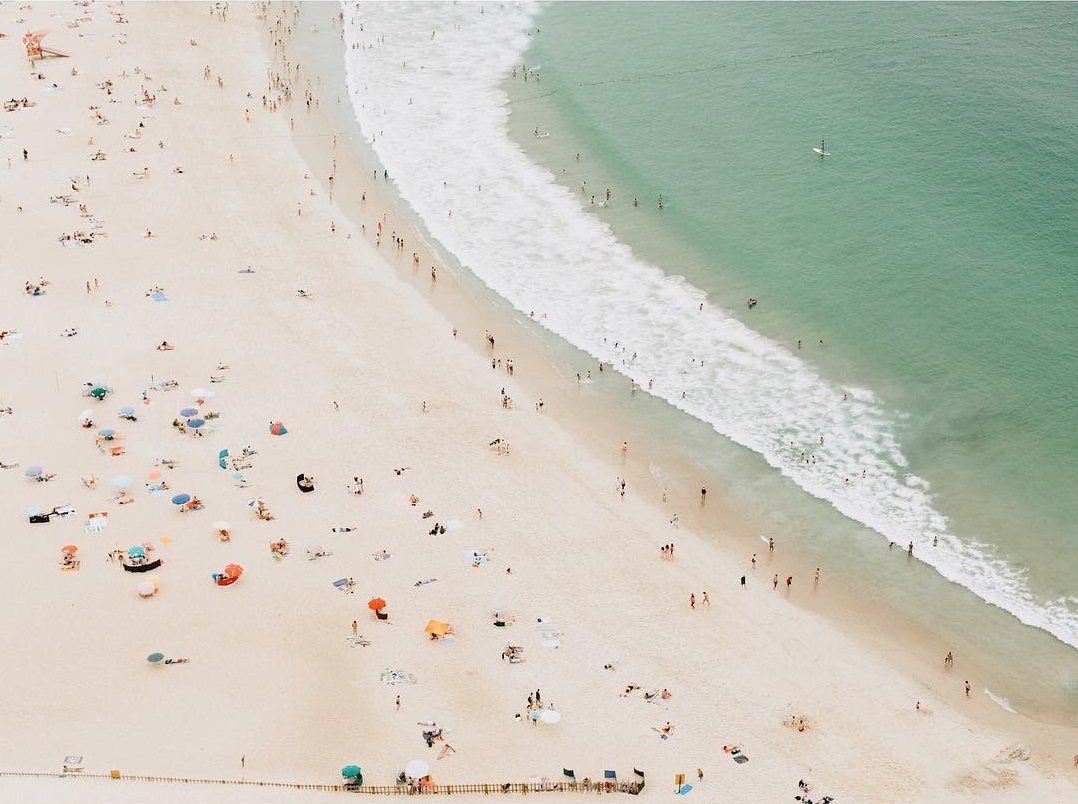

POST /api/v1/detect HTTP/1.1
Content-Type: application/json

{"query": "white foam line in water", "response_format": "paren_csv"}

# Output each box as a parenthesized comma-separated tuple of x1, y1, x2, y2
(984, 689, 1018, 714)
(340, 1, 1078, 652)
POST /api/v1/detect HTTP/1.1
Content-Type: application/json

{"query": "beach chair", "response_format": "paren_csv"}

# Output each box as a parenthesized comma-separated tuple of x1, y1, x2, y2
(562, 769, 576, 789)
(631, 768, 645, 794)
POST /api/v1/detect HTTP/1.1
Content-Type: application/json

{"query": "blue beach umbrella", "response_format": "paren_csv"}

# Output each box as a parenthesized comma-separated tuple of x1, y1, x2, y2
(128, 545, 145, 558)
(98, 428, 115, 438)
(25, 466, 44, 478)
(187, 418, 206, 429)
(179, 407, 199, 417)
(119, 406, 135, 416)
(147, 652, 165, 663)
(218, 448, 229, 469)
(171, 493, 192, 506)
(111, 475, 132, 488)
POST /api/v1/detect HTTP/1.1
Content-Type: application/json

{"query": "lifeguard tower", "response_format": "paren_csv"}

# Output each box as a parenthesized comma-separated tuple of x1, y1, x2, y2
(24, 30, 67, 62)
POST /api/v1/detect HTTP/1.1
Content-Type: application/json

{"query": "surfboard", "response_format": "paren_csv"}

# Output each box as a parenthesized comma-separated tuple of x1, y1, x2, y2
(812, 147, 831, 157)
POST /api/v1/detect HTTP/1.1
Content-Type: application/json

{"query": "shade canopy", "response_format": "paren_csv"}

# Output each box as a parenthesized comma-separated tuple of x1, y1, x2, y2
(424, 620, 450, 638)
(404, 759, 430, 779)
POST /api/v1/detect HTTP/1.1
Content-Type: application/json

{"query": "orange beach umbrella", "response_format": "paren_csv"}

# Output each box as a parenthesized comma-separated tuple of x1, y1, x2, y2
(368, 597, 386, 611)
(424, 620, 450, 638)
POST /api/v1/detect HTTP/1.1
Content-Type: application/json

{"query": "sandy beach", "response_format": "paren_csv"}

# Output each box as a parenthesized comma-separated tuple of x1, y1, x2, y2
(1, 3, 1075, 803)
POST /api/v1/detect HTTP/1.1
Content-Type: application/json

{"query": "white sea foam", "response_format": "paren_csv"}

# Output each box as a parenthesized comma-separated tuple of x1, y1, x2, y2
(340, 2, 1078, 651)
(984, 689, 1018, 714)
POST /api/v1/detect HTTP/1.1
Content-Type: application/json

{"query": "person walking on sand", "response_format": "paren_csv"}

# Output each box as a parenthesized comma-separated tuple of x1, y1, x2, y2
(965, 680, 971, 698)
(814, 567, 821, 586)
(769, 536, 775, 553)
(689, 593, 696, 610)
(396, 694, 401, 711)
(945, 651, 954, 669)
(702, 591, 710, 606)
(700, 487, 707, 505)
(786, 575, 793, 591)
(351, 620, 358, 636)
(773, 573, 779, 590)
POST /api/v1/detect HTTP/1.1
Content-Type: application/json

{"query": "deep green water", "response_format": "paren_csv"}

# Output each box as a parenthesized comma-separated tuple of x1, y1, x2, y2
(512, 1, 1078, 638)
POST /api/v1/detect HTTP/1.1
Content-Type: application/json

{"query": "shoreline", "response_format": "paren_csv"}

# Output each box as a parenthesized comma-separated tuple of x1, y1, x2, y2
(0, 3, 1074, 802)
(300, 3, 1076, 729)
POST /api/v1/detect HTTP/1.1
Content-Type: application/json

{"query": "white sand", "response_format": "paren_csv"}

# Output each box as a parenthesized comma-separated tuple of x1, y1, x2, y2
(1, 4, 1075, 803)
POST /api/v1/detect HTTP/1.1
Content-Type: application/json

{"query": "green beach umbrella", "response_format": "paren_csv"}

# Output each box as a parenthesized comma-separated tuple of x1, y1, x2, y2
(341, 765, 362, 778)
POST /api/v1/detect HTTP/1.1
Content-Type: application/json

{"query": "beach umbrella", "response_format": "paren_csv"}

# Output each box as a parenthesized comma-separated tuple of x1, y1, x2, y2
(540, 709, 562, 725)
(171, 493, 192, 506)
(147, 652, 165, 663)
(424, 620, 450, 638)
(61, 545, 78, 554)
(147, 468, 162, 481)
(269, 421, 287, 436)
(89, 386, 109, 400)
(368, 597, 386, 611)
(77, 408, 93, 423)
(189, 388, 214, 399)
(25, 466, 43, 478)
(137, 581, 155, 597)
(223, 563, 243, 579)
(341, 765, 362, 779)
(218, 448, 229, 469)
(530, 709, 541, 721)
(111, 475, 132, 488)
(246, 497, 267, 508)
(211, 520, 230, 532)
(98, 428, 115, 438)
(404, 759, 430, 780)
(186, 418, 206, 429)
(128, 545, 145, 558)
(119, 405, 135, 416)
(179, 407, 199, 417)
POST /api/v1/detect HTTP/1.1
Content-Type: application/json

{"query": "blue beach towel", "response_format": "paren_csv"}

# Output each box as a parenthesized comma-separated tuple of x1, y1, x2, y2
(151, 291, 168, 302)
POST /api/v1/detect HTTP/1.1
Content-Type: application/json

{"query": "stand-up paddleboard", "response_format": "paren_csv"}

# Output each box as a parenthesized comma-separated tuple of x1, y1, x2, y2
(812, 139, 831, 157)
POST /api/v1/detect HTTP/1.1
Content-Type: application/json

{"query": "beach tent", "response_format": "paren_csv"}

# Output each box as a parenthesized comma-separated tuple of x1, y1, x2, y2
(424, 620, 450, 638)
(269, 421, 287, 435)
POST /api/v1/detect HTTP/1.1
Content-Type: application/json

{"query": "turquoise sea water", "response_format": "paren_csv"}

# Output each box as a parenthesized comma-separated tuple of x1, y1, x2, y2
(510, 2, 1078, 645)
(339, 2, 1078, 718)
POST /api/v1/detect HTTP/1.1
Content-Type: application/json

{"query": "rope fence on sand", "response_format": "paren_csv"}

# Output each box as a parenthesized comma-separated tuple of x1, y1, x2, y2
(0, 771, 644, 795)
